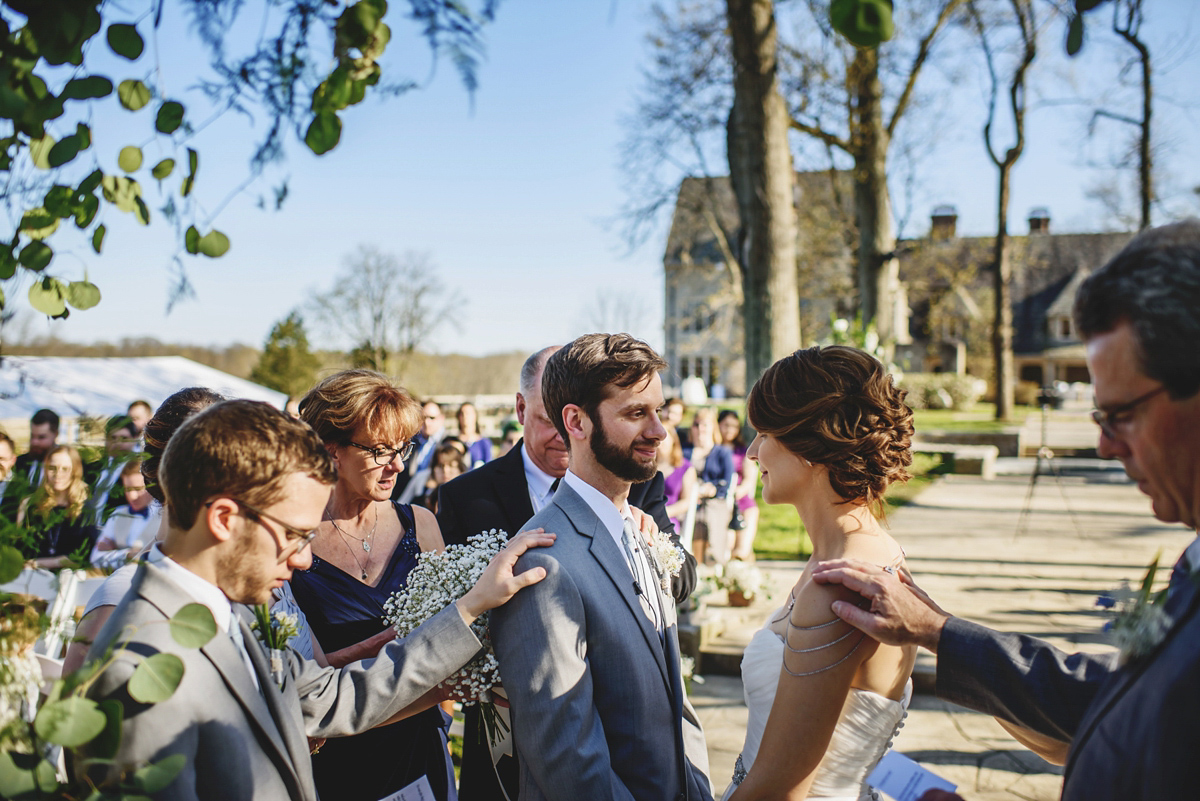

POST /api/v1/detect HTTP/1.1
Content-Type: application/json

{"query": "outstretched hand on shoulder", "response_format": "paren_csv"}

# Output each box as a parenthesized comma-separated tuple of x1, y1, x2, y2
(456, 528, 556, 622)
(811, 558, 950, 652)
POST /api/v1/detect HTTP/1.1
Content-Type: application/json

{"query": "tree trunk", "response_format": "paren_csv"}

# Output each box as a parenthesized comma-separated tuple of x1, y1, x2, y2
(849, 49, 899, 351)
(726, 0, 801, 387)
(992, 171, 1015, 421)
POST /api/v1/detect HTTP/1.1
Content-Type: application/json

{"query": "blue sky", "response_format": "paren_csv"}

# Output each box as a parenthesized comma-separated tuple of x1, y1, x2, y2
(17, 0, 1200, 357)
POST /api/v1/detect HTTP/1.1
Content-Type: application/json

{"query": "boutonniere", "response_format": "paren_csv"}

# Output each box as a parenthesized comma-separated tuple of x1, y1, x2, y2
(251, 604, 300, 688)
(1096, 554, 1174, 666)
(647, 537, 685, 594)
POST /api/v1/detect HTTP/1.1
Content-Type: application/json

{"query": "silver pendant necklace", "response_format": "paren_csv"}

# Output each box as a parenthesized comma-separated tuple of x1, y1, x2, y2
(327, 502, 379, 580)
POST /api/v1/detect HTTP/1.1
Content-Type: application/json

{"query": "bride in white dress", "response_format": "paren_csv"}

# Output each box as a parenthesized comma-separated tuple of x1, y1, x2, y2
(724, 346, 917, 801)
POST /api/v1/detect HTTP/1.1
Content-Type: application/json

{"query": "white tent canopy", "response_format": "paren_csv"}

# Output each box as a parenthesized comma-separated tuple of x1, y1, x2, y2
(0, 356, 285, 436)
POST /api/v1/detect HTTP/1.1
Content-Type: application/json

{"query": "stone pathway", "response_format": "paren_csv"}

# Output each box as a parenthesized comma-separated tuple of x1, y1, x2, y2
(690, 459, 1193, 800)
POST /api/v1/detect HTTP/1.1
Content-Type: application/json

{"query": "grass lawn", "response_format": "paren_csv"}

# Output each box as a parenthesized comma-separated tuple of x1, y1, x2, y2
(914, 403, 1033, 432)
(752, 452, 948, 561)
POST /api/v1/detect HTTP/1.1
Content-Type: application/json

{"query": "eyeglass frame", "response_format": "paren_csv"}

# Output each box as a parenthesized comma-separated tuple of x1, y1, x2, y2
(347, 440, 415, 465)
(206, 498, 319, 554)
(1090, 384, 1170, 439)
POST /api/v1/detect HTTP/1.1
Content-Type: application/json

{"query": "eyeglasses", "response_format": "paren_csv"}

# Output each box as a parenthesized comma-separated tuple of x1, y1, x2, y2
(209, 498, 319, 552)
(347, 440, 415, 465)
(1090, 385, 1169, 439)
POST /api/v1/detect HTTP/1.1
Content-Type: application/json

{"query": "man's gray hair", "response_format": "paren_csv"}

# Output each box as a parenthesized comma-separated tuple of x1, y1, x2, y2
(1074, 218, 1200, 398)
(519, 346, 560, 397)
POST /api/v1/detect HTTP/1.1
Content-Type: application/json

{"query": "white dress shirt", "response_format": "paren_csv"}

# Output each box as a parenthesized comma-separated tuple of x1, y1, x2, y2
(521, 443, 559, 514)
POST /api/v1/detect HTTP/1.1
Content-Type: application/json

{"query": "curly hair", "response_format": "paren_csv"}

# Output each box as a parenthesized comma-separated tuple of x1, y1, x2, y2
(747, 345, 914, 514)
(143, 388, 227, 503)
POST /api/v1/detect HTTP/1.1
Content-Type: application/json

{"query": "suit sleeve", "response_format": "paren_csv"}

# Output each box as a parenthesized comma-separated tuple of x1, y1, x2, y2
(630, 473, 697, 603)
(492, 552, 637, 801)
(294, 603, 482, 737)
(936, 617, 1117, 741)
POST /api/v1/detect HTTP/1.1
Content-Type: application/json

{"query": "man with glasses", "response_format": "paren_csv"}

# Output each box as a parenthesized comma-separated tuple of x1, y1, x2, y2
(813, 220, 1200, 801)
(83, 399, 553, 801)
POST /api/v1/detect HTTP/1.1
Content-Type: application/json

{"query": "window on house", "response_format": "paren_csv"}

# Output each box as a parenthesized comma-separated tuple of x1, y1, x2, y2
(1060, 317, 1072, 339)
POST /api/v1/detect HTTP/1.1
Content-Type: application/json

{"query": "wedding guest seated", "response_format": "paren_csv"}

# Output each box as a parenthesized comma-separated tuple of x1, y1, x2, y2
(62, 387, 226, 676)
(0, 431, 16, 493)
(126, 399, 152, 440)
(292, 369, 464, 801)
(457, 401, 493, 468)
(82, 415, 138, 524)
(17, 445, 100, 569)
(415, 441, 471, 513)
(90, 460, 157, 569)
(684, 407, 734, 566)
(14, 407, 59, 488)
(657, 426, 697, 534)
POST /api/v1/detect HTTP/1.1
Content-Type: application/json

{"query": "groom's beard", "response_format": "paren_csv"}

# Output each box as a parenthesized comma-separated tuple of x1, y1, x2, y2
(590, 417, 660, 483)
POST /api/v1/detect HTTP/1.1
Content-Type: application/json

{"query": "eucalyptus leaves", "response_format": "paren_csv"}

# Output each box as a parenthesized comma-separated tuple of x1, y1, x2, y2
(0, 601, 217, 799)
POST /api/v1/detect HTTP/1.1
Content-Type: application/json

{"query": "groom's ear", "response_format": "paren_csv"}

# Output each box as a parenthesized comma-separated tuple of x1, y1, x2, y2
(562, 404, 589, 443)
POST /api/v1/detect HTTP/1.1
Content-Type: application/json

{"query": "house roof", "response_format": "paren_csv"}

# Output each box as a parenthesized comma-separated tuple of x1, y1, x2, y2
(0, 356, 285, 421)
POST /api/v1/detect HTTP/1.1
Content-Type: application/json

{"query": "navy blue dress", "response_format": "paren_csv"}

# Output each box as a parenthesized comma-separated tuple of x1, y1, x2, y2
(290, 502, 456, 801)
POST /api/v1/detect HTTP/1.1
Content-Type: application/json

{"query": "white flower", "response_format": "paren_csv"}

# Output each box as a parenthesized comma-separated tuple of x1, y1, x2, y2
(832, 318, 851, 334)
(649, 539, 685, 579)
(0, 647, 40, 748)
(719, 561, 768, 599)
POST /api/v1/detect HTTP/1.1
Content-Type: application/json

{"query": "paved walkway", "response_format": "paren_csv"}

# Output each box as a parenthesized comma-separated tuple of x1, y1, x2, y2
(691, 454, 1194, 800)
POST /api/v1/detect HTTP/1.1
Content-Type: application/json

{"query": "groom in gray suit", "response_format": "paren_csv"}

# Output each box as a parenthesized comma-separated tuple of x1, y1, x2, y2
(83, 399, 552, 800)
(491, 334, 712, 801)
(815, 219, 1200, 800)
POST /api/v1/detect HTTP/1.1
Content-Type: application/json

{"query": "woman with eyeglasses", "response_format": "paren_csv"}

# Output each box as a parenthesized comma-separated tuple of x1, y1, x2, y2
(291, 369, 459, 801)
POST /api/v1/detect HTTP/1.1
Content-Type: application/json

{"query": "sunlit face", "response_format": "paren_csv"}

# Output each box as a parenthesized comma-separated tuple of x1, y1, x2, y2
(128, 404, 152, 433)
(44, 451, 74, 494)
(457, 404, 478, 437)
(1089, 321, 1200, 528)
(107, 426, 138, 455)
(664, 402, 685, 428)
(331, 425, 407, 502)
(746, 432, 812, 506)
(719, 414, 741, 445)
(433, 458, 463, 485)
(122, 471, 152, 511)
(217, 472, 327, 605)
(517, 382, 570, 478)
(29, 423, 56, 457)
(691, 415, 715, 449)
(421, 403, 445, 439)
(585, 374, 667, 483)
(0, 441, 15, 477)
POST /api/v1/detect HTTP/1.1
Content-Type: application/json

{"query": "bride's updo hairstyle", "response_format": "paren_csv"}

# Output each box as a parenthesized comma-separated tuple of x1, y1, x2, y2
(747, 345, 914, 515)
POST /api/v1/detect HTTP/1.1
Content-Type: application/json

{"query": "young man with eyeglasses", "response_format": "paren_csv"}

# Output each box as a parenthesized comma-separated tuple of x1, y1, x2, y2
(814, 219, 1200, 801)
(83, 399, 553, 801)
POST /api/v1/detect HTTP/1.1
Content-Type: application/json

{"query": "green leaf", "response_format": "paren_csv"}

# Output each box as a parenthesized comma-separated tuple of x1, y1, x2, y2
(1066, 13, 1085, 56)
(169, 602, 218, 647)
(29, 134, 55, 169)
(79, 168, 104, 195)
(152, 158, 175, 180)
(0, 247, 16, 280)
(0, 751, 59, 797)
(48, 135, 82, 168)
(117, 79, 151, 111)
(185, 225, 200, 254)
(75, 193, 99, 227)
(128, 652, 185, 703)
(90, 698, 124, 760)
(132, 753, 187, 794)
(102, 174, 143, 212)
(107, 23, 144, 60)
(0, 544, 24, 583)
(197, 229, 231, 258)
(20, 207, 59, 239)
(29, 277, 66, 316)
(34, 696, 108, 747)
(19, 240, 53, 271)
(66, 280, 101, 310)
(92, 223, 106, 254)
(829, 0, 894, 49)
(61, 75, 113, 100)
(181, 148, 198, 197)
(133, 195, 151, 225)
(305, 111, 342, 155)
(44, 184, 75, 217)
(1075, 0, 1104, 12)
(118, 145, 143, 172)
(155, 100, 184, 134)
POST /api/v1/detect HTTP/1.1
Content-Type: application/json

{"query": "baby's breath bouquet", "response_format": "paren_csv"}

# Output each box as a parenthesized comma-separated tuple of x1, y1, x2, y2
(1096, 553, 1173, 665)
(383, 528, 509, 745)
(648, 537, 686, 593)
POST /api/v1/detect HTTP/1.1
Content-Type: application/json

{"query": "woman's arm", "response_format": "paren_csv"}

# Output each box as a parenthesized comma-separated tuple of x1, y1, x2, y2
(63, 604, 116, 675)
(666, 468, 697, 522)
(411, 503, 446, 553)
(728, 581, 880, 801)
(322, 627, 399, 669)
(995, 718, 1069, 765)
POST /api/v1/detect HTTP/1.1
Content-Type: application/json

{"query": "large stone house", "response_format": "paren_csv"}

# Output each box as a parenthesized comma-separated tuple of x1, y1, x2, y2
(663, 176, 1133, 396)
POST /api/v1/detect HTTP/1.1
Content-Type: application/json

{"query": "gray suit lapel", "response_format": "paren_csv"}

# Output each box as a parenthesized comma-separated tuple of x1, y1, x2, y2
(135, 565, 304, 798)
(554, 484, 672, 693)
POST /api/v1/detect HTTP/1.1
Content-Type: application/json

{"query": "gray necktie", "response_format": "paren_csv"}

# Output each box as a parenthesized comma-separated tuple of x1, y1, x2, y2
(621, 517, 664, 636)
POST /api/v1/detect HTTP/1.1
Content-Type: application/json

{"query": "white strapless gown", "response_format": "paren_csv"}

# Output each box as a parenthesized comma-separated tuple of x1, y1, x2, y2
(722, 622, 911, 801)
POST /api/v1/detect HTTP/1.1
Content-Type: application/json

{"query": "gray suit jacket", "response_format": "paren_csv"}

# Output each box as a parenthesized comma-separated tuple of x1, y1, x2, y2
(938, 556, 1200, 799)
(491, 482, 712, 801)
(84, 560, 482, 800)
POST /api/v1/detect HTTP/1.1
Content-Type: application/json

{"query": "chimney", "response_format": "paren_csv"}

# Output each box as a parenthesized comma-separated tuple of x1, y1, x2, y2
(1028, 207, 1051, 234)
(930, 204, 958, 242)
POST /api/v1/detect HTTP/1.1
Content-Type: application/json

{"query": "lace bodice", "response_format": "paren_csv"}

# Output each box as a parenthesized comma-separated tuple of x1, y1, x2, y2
(723, 621, 910, 801)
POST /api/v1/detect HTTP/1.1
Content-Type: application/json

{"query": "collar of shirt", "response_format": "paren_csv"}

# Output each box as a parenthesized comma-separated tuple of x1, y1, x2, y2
(561, 470, 632, 556)
(152, 545, 236, 637)
(521, 443, 559, 513)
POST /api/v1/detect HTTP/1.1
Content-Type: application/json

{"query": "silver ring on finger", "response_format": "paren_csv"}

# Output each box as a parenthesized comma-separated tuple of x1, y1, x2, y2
(882, 566, 896, 576)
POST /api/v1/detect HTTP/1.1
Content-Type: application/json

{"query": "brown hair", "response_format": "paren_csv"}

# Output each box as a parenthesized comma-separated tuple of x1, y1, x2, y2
(434, 442, 469, 473)
(143, 388, 227, 503)
(31, 445, 88, 520)
(299, 369, 421, 446)
(747, 345, 913, 514)
(120, 458, 144, 480)
(541, 333, 667, 445)
(160, 400, 336, 529)
(661, 426, 685, 468)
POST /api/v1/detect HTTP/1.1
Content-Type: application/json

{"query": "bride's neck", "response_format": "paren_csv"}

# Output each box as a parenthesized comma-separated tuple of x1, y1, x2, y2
(802, 502, 883, 560)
